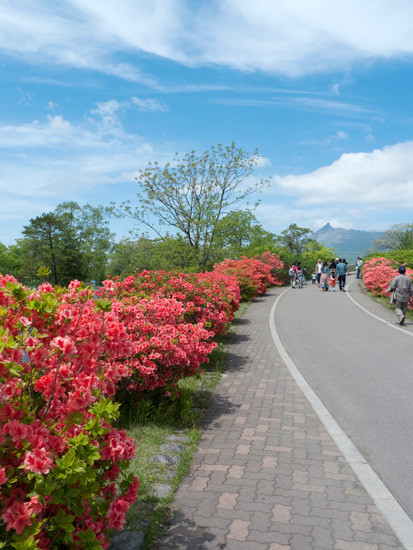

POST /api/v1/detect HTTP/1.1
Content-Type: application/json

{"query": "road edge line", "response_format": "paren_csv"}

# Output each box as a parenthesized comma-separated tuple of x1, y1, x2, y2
(270, 287, 413, 550)
(346, 279, 413, 337)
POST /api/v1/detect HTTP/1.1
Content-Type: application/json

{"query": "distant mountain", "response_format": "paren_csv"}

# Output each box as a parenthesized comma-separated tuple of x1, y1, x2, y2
(311, 223, 385, 262)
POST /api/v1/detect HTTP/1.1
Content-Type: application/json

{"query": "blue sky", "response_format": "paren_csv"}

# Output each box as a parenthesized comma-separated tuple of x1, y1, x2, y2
(1, 0, 413, 246)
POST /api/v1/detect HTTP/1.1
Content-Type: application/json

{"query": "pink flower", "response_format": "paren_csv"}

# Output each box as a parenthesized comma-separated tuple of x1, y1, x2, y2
(107, 498, 130, 530)
(51, 336, 78, 355)
(29, 495, 43, 515)
(2, 500, 32, 534)
(0, 467, 7, 485)
(4, 420, 28, 442)
(38, 282, 54, 293)
(23, 447, 53, 475)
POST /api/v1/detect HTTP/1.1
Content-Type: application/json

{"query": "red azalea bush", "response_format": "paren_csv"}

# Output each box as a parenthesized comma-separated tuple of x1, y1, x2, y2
(255, 252, 285, 286)
(100, 288, 218, 394)
(362, 257, 413, 310)
(213, 254, 283, 300)
(0, 276, 139, 549)
(98, 270, 241, 337)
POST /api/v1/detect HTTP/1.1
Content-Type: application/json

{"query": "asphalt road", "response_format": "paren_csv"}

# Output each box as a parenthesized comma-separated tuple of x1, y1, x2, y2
(275, 275, 413, 519)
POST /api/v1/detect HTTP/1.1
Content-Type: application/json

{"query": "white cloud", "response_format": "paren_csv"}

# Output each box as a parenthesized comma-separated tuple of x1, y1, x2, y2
(215, 96, 369, 117)
(14, 87, 33, 106)
(0, 105, 172, 207)
(254, 155, 271, 168)
(131, 97, 168, 112)
(0, 115, 82, 148)
(198, 0, 413, 75)
(88, 98, 168, 134)
(1, 1, 413, 78)
(322, 131, 349, 144)
(271, 141, 413, 209)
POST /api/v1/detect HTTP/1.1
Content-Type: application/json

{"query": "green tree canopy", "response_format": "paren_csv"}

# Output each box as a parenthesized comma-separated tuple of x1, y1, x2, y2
(18, 202, 114, 286)
(213, 210, 278, 261)
(277, 224, 312, 254)
(109, 234, 200, 276)
(372, 223, 413, 251)
(117, 142, 269, 271)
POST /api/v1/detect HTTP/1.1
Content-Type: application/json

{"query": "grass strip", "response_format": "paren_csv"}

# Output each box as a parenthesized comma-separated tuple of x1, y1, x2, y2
(114, 300, 250, 549)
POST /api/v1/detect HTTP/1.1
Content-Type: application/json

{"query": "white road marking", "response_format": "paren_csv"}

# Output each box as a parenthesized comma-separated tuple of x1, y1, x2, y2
(346, 279, 413, 337)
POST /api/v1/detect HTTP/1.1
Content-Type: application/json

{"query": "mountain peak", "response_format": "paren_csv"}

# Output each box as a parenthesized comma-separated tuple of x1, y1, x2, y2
(320, 222, 332, 230)
(311, 224, 385, 262)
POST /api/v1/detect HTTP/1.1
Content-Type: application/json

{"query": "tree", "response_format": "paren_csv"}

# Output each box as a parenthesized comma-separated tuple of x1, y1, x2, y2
(19, 203, 114, 286)
(118, 143, 269, 271)
(20, 213, 65, 285)
(277, 224, 312, 254)
(213, 210, 278, 262)
(372, 223, 413, 251)
(109, 234, 201, 276)
(0, 243, 23, 279)
(55, 202, 115, 283)
(0, 243, 9, 274)
(300, 240, 336, 274)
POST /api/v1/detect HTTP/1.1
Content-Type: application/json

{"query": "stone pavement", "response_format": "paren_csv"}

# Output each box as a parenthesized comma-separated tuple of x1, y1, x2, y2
(156, 288, 404, 550)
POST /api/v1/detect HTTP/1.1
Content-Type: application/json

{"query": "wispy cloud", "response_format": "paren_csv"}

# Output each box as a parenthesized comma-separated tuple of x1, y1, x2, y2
(0, 99, 171, 209)
(254, 156, 271, 168)
(87, 97, 168, 134)
(327, 131, 349, 143)
(215, 96, 369, 117)
(301, 130, 350, 146)
(131, 97, 168, 112)
(14, 87, 34, 106)
(1, 1, 413, 79)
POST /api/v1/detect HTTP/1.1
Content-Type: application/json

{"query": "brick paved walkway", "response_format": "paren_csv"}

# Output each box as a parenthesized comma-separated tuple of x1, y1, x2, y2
(156, 288, 404, 550)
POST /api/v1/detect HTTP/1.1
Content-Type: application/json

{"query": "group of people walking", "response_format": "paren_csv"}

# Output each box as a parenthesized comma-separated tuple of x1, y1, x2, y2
(289, 256, 412, 326)
(314, 258, 348, 292)
(289, 258, 350, 292)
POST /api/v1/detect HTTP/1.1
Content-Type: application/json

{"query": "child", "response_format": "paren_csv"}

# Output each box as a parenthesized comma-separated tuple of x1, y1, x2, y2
(329, 272, 336, 292)
(311, 270, 317, 285)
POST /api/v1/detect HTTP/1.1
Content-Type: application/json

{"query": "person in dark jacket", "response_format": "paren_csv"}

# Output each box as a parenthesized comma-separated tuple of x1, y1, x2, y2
(386, 265, 413, 325)
(335, 259, 347, 292)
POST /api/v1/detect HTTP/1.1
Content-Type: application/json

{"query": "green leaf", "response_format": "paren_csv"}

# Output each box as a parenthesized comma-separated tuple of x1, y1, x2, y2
(11, 536, 38, 550)
(37, 265, 51, 277)
(53, 507, 76, 532)
(95, 298, 112, 312)
(66, 409, 85, 426)
(76, 527, 97, 543)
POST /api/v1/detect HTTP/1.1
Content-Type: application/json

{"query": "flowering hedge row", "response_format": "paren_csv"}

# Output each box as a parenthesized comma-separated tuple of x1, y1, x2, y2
(96, 271, 240, 394)
(362, 257, 413, 310)
(0, 276, 139, 549)
(0, 267, 242, 548)
(213, 253, 284, 300)
(99, 270, 240, 338)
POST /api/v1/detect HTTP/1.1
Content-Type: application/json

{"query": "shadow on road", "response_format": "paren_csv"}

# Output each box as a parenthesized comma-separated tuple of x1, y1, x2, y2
(154, 511, 217, 549)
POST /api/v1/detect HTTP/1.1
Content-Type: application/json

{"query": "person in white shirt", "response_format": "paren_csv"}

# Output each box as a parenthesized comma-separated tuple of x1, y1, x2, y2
(315, 259, 322, 285)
